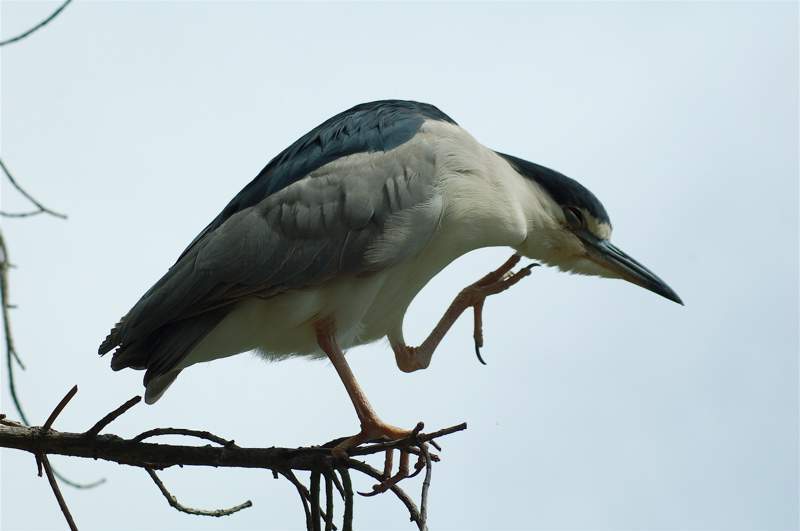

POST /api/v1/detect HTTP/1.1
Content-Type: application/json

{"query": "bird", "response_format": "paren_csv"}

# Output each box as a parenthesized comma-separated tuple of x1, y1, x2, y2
(100, 99, 682, 457)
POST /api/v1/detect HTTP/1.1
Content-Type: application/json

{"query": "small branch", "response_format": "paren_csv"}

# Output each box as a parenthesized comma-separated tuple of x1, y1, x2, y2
(419, 444, 432, 531)
(132, 427, 236, 447)
(0, 158, 67, 219)
(0, 0, 73, 47)
(324, 471, 335, 531)
(310, 471, 322, 531)
(84, 396, 141, 438)
(43, 385, 78, 431)
(145, 467, 252, 517)
(52, 469, 106, 490)
(0, 229, 29, 425)
(42, 455, 78, 531)
(0, 209, 50, 218)
(338, 467, 354, 531)
(345, 459, 421, 526)
(281, 469, 312, 531)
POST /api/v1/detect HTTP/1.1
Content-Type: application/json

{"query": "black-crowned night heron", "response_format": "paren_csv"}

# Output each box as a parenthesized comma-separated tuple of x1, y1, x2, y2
(100, 100, 682, 455)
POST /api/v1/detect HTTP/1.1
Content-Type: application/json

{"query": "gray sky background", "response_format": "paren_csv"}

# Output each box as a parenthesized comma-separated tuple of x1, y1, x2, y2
(1, 2, 797, 530)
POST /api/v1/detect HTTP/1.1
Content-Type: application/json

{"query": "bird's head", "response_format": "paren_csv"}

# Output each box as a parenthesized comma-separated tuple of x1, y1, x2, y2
(500, 153, 683, 305)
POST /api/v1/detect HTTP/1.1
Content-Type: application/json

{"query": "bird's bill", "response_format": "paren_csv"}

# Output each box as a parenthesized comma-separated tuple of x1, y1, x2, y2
(580, 233, 683, 305)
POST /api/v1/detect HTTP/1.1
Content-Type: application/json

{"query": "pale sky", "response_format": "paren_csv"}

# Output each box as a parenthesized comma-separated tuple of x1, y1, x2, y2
(1, 2, 798, 530)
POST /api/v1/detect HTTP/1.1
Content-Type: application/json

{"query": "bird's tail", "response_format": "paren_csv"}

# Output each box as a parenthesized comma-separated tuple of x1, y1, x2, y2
(144, 370, 181, 404)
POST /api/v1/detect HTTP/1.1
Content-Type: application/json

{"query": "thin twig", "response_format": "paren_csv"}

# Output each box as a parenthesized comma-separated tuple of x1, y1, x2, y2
(310, 471, 322, 531)
(41, 455, 78, 531)
(345, 459, 421, 526)
(0, 209, 49, 218)
(338, 467, 354, 531)
(132, 427, 236, 447)
(0, 159, 67, 218)
(281, 469, 313, 531)
(0, 229, 29, 424)
(84, 396, 141, 437)
(419, 444, 433, 531)
(42, 385, 78, 431)
(329, 469, 345, 499)
(52, 469, 106, 489)
(0, 0, 73, 47)
(145, 467, 252, 517)
(324, 471, 335, 531)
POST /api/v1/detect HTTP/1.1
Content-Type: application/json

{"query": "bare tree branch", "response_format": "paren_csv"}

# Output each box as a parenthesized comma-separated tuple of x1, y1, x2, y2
(0, 0, 73, 47)
(419, 443, 433, 529)
(132, 427, 237, 447)
(42, 454, 79, 531)
(345, 459, 422, 528)
(0, 158, 67, 219)
(145, 467, 253, 517)
(324, 471, 335, 531)
(0, 157, 68, 427)
(0, 228, 29, 425)
(310, 470, 322, 531)
(1, 386, 467, 529)
(84, 396, 142, 438)
(338, 467, 354, 531)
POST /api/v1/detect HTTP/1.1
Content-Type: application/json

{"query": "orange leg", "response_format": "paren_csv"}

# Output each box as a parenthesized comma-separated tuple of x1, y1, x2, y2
(315, 321, 413, 457)
(391, 253, 537, 372)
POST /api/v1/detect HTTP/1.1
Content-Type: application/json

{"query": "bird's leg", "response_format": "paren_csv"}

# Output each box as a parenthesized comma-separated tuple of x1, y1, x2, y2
(315, 321, 414, 458)
(391, 253, 537, 371)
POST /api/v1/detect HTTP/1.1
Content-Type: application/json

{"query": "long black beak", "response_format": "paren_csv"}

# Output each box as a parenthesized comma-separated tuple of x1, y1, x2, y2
(579, 232, 683, 305)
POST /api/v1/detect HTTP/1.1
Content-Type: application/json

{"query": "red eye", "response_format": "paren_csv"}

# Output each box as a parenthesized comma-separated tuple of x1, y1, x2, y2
(564, 207, 585, 229)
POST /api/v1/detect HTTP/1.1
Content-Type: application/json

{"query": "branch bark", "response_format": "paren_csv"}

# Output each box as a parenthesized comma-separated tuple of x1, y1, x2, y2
(0, 419, 464, 473)
(0, 387, 466, 530)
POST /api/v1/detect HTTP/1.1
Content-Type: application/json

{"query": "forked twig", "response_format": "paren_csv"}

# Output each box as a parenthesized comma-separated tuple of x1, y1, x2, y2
(0, 159, 67, 219)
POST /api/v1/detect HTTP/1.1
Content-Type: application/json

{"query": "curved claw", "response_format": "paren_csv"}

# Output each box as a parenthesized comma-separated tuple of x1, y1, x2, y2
(471, 261, 540, 366)
(475, 343, 487, 365)
(473, 299, 486, 365)
(358, 487, 386, 497)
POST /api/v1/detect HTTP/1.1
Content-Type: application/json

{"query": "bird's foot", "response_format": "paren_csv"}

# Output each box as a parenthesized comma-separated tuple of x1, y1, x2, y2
(330, 419, 419, 459)
(359, 447, 431, 497)
(356, 423, 436, 497)
(459, 253, 539, 364)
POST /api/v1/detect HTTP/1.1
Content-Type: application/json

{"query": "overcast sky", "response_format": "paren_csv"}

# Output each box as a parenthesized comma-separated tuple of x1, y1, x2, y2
(1, 2, 797, 530)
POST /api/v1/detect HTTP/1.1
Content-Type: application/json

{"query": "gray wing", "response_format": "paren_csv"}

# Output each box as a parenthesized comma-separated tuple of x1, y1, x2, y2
(101, 142, 443, 383)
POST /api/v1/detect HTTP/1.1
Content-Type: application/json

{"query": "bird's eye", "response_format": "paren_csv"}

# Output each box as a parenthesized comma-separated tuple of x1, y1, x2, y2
(564, 207, 585, 229)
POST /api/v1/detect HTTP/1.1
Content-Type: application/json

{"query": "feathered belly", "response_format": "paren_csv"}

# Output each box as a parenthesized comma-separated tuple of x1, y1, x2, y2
(176, 271, 397, 369)
(177, 244, 458, 371)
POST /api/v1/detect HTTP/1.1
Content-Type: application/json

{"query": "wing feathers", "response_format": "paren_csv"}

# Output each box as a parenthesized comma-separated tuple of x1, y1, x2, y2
(102, 128, 445, 382)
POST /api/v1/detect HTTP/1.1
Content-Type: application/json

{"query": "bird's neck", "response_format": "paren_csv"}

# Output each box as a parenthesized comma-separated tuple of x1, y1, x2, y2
(437, 145, 561, 258)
